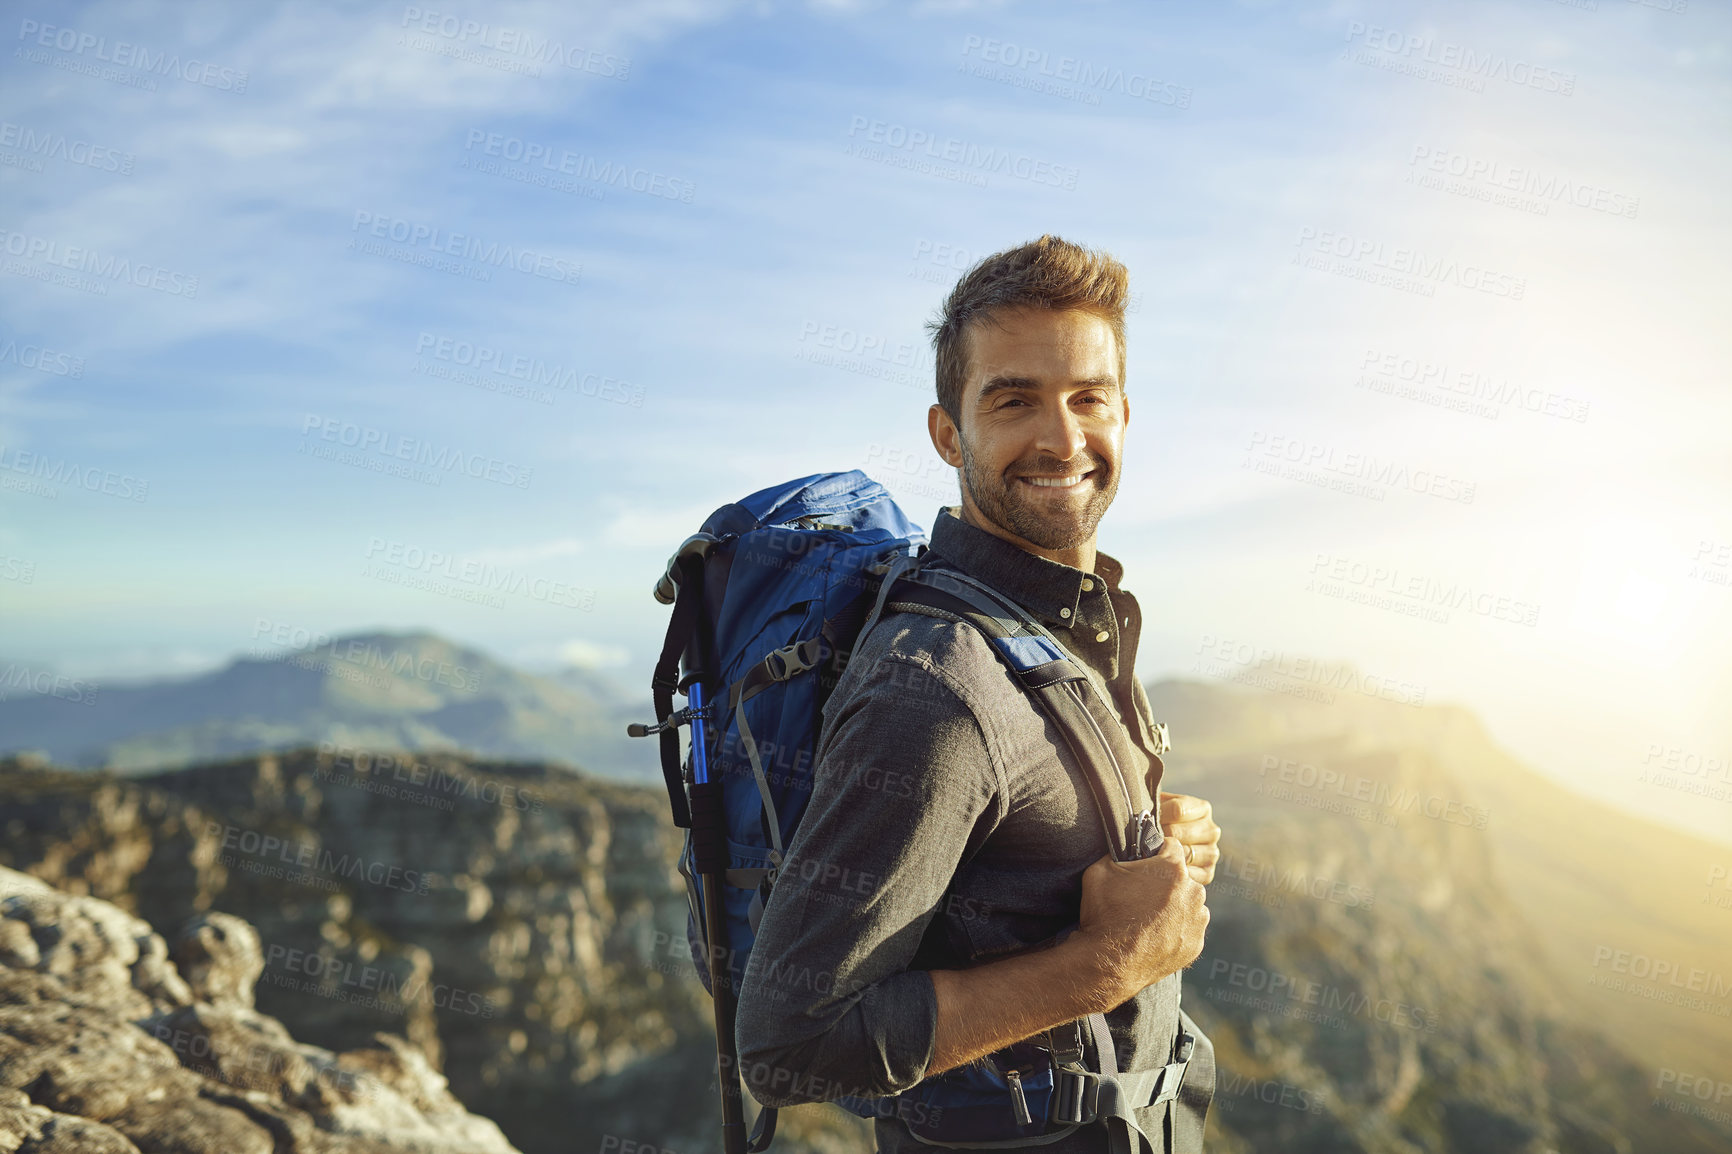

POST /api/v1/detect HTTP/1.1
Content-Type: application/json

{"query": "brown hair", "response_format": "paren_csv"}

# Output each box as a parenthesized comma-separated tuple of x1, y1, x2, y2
(927, 235, 1129, 426)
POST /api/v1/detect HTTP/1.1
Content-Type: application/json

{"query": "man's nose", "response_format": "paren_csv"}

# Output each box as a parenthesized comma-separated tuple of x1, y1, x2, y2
(1031, 402, 1089, 464)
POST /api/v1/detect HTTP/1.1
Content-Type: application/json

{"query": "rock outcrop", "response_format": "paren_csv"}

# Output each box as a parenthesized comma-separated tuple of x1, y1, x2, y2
(9, 683, 1727, 1153)
(0, 866, 520, 1154)
(0, 750, 871, 1154)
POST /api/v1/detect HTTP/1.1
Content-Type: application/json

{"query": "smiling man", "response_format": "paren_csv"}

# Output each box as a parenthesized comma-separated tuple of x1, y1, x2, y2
(737, 236, 1220, 1152)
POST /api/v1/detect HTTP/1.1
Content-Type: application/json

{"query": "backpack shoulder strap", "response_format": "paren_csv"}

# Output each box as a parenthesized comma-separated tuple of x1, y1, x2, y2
(876, 564, 1160, 863)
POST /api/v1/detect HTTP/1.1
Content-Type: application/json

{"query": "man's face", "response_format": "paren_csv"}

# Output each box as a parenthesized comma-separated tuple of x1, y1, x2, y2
(929, 306, 1127, 556)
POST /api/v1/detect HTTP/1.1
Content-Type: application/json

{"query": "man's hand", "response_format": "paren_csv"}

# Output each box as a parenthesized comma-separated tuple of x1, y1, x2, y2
(1070, 837, 1210, 1007)
(1160, 791, 1220, 884)
(927, 835, 1212, 1074)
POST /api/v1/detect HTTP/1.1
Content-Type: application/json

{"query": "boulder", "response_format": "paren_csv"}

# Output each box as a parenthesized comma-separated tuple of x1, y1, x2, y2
(0, 867, 518, 1154)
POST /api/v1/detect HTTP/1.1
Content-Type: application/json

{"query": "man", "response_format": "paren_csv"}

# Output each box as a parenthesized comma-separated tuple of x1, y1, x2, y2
(736, 236, 1220, 1152)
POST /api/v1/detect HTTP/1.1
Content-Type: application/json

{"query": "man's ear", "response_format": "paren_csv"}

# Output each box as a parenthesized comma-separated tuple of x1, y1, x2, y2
(929, 404, 964, 468)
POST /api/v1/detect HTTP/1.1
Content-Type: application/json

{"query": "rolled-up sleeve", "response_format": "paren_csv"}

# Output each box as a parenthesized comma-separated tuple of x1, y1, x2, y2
(735, 646, 1002, 1108)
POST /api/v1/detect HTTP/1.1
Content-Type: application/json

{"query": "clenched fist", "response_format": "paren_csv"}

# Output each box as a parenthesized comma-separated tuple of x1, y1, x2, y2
(1072, 837, 1209, 1005)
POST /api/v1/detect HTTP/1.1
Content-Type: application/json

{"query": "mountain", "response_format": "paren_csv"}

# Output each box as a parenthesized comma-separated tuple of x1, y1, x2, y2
(1149, 681, 1732, 1084)
(2, 678, 1728, 1153)
(0, 631, 653, 779)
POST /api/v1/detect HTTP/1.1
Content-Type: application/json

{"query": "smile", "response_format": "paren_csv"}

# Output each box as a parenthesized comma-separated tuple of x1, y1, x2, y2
(1018, 471, 1092, 489)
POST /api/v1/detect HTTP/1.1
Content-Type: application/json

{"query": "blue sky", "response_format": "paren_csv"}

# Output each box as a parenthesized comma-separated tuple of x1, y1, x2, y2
(2, 0, 1728, 842)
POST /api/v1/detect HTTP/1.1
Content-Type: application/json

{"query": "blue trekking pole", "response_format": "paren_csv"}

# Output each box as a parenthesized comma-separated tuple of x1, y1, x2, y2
(684, 678, 752, 1154)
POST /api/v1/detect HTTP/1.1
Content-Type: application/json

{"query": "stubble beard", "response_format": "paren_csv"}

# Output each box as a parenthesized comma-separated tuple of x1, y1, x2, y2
(958, 436, 1119, 551)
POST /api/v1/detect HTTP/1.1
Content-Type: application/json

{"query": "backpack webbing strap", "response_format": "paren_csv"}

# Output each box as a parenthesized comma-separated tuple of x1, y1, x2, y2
(1060, 1013, 1186, 1154)
(727, 637, 825, 867)
(747, 1104, 777, 1151)
(649, 555, 702, 829)
(858, 551, 920, 645)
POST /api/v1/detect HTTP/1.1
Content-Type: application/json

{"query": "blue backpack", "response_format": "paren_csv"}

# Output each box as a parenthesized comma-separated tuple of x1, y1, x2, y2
(631, 471, 1187, 1153)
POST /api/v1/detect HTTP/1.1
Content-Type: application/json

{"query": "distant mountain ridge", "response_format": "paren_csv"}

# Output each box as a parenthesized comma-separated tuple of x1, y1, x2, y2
(3, 676, 1728, 1153)
(0, 630, 652, 778)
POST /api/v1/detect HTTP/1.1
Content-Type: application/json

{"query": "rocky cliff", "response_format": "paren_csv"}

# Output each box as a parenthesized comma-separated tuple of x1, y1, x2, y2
(0, 864, 519, 1153)
(2, 676, 1729, 1153)
(0, 748, 865, 1154)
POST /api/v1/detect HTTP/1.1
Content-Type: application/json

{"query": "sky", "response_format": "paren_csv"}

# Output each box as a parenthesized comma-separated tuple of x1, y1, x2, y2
(1, 0, 1728, 843)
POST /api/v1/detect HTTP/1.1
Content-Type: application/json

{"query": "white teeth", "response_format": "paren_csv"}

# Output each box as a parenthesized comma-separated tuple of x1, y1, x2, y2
(1023, 474, 1086, 488)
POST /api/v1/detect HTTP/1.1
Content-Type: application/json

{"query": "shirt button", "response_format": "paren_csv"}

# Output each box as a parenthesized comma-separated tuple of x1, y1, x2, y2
(1081, 579, 1094, 592)
(1095, 630, 1110, 642)
(1059, 607, 1071, 618)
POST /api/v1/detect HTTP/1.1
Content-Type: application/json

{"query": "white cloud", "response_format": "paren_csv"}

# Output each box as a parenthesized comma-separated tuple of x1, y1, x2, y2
(556, 638, 631, 667)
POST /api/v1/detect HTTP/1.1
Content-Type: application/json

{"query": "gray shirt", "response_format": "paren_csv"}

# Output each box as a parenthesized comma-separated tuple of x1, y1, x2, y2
(735, 508, 1214, 1151)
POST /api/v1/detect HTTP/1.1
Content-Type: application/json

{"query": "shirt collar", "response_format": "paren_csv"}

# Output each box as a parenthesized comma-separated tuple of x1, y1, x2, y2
(925, 506, 1124, 630)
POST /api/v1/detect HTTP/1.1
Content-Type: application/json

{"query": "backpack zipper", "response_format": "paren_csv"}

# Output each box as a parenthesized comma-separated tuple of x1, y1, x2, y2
(1066, 681, 1154, 859)
(1005, 1068, 1033, 1126)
